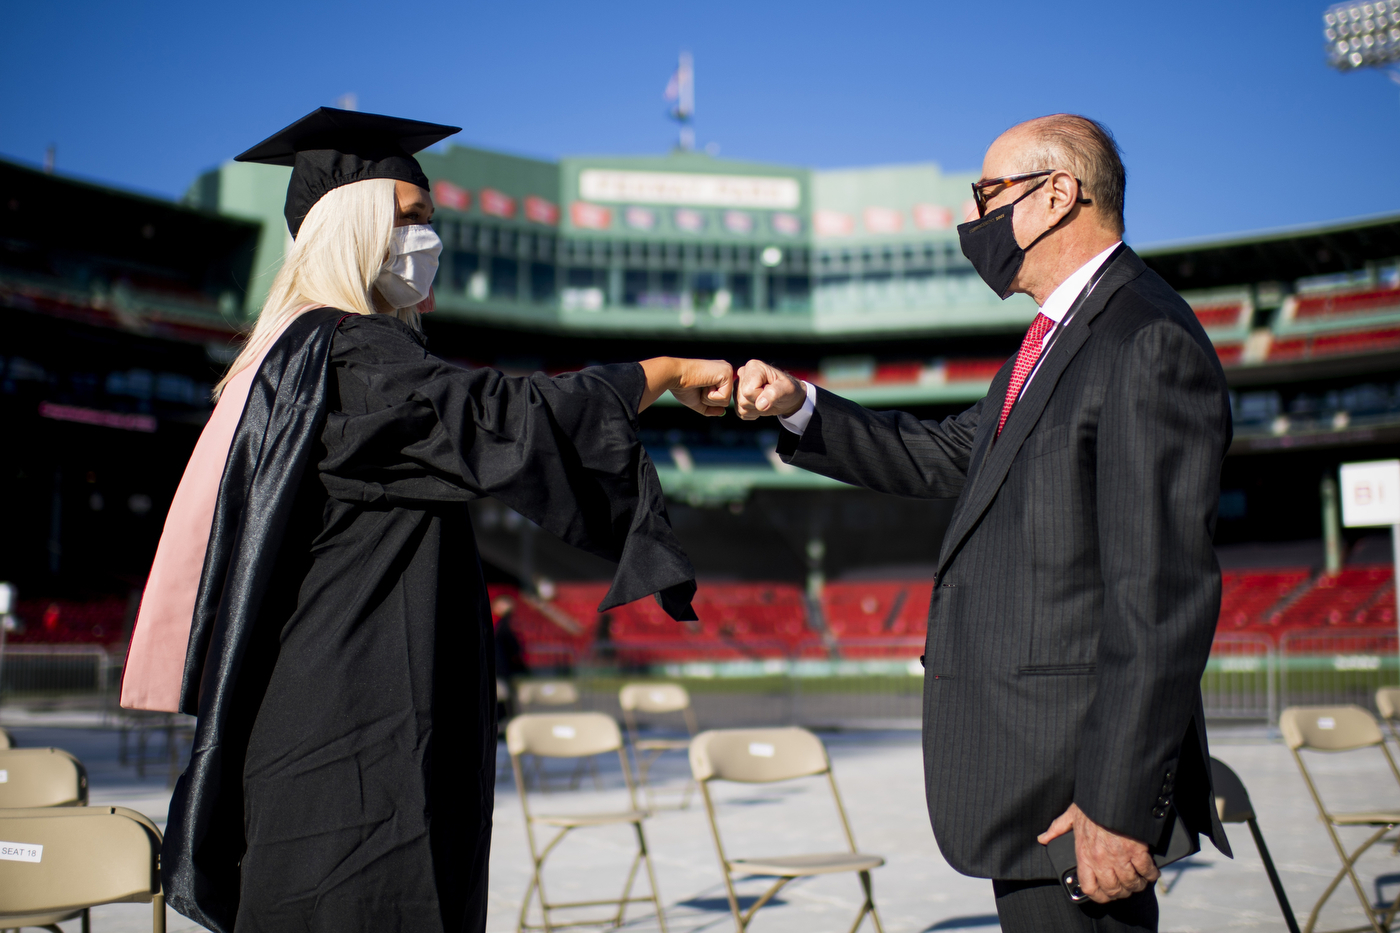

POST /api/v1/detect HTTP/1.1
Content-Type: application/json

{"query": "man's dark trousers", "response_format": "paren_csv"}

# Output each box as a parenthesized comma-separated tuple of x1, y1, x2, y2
(994, 880, 1157, 932)
(777, 248, 1233, 933)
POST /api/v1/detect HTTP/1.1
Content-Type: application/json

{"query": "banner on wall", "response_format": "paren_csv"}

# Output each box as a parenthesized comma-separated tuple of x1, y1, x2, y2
(579, 169, 800, 209)
(432, 180, 471, 212)
(813, 210, 854, 237)
(674, 208, 706, 233)
(524, 196, 559, 225)
(480, 189, 517, 219)
(863, 207, 904, 234)
(913, 203, 953, 230)
(570, 202, 613, 230)
(625, 206, 656, 230)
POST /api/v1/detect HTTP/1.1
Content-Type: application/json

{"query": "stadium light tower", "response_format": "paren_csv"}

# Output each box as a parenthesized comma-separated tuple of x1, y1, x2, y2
(1324, 1, 1400, 83)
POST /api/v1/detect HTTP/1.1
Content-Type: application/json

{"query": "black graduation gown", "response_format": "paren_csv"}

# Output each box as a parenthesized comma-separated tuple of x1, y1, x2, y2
(162, 309, 697, 933)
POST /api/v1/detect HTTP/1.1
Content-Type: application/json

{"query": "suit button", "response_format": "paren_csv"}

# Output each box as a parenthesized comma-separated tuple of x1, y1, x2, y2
(1151, 806, 1167, 818)
(1165, 771, 1174, 782)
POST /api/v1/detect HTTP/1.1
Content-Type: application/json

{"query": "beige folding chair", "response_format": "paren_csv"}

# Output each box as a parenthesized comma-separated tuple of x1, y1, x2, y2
(0, 805, 164, 933)
(516, 680, 580, 709)
(689, 727, 885, 933)
(619, 683, 698, 810)
(0, 728, 13, 750)
(507, 712, 667, 933)
(515, 682, 595, 790)
(0, 748, 88, 809)
(1375, 688, 1400, 745)
(1280, 705, 1400, 933)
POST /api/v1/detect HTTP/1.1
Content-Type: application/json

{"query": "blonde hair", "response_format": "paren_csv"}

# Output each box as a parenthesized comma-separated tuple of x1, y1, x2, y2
(215, 177, 420, 399)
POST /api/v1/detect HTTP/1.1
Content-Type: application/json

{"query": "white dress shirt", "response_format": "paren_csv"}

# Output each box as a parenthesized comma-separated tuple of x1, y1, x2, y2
(778, 241, 1123, 436)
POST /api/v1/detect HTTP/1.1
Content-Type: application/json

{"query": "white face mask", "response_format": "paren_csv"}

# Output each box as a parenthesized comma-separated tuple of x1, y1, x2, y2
(375, 224, 442, 309)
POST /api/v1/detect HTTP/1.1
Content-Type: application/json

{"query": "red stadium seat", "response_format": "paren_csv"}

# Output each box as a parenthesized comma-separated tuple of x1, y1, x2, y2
(1269, 567, 1394, 630)
(1293, 285, 1400, 320)
(1214, 569, 1312, 633)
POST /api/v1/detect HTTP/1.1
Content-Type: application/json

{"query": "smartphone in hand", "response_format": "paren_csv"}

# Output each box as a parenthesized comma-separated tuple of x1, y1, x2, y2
(1044, 811, 1198, 902)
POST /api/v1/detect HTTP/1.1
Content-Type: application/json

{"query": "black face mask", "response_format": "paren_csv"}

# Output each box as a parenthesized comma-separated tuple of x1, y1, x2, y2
(957, 180, 1054, 299)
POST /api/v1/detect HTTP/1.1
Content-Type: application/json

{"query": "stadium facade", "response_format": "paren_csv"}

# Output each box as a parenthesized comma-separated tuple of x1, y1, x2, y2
(4, 142, 1400, 639)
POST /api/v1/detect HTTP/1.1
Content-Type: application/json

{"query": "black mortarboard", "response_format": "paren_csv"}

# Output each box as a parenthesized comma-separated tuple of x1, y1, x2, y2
(235, 107, 460, 236)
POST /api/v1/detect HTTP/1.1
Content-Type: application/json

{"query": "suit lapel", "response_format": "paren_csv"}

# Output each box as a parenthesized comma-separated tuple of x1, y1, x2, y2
(935, 249, 1147, 576)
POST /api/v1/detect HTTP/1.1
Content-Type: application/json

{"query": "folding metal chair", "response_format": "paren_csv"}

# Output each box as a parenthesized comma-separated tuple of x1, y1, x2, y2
(514, 682, 601, 791)
(1375, 688, 1400, 745)
(516, 681, 580, 709)
(0, 748, 87, 809)
(1281, 705, 1400, 933)
(506, 712, 667, 933)
(619, 683, 698, 811)
(1209, 757, 1301, 933)
(0, 806, 164, 933)
(689, 726, 884, 933)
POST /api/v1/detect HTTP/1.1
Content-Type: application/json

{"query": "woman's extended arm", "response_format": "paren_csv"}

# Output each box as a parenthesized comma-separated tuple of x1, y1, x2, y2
(638, 357, 734, 415)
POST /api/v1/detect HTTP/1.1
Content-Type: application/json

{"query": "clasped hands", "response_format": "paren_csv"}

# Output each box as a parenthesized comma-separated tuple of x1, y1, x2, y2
(638, 358, 809, 419)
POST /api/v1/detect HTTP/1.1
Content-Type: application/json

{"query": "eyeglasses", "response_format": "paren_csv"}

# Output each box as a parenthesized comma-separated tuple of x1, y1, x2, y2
(971, 170, 1092, 218)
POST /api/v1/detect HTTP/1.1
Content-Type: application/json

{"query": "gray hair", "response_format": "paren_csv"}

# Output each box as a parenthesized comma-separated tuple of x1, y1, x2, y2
(1008, 114, 1126, 235)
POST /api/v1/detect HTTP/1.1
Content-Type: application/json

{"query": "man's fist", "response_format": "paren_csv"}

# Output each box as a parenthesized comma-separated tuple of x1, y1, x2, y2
(735, 360, 806, 421)
(639, 357, 733, 416)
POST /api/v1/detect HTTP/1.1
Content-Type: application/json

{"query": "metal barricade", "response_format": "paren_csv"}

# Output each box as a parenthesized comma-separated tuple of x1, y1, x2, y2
(1280, 628, 1400, 712)
(0, 644, 114, 696)
(1203, 634, 1277, 724)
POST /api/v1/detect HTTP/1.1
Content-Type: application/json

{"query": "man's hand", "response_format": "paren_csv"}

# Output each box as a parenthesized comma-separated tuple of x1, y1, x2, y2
(1038, 803, 1158, 904)
(735, 359, 805, 421)
(639, 357, 733, 416)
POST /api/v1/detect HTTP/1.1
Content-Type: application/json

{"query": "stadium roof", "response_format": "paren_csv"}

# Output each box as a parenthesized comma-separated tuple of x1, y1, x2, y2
(1139, 212, 1400, 292)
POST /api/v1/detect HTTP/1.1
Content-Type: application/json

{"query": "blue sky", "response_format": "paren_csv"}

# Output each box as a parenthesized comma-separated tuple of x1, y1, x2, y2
(2, 0, 1397, 245)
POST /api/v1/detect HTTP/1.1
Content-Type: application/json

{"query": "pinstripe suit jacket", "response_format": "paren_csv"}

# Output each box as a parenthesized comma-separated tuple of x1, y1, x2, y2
(777, 248, 1233, 879)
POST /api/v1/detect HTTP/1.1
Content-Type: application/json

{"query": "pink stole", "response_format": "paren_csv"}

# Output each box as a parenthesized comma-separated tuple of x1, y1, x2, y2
(121, 310, 317, 712)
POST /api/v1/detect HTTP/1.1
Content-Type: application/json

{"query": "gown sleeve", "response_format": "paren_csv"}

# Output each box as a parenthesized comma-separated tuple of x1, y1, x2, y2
(318, 314, 697, 619)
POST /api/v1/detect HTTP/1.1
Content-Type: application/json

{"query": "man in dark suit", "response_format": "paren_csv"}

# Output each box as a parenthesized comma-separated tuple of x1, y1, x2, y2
(736, 114, 1231, 932)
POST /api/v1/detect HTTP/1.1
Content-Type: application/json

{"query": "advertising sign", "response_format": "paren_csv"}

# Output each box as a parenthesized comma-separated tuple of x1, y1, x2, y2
(480, 189, 516, 219)
(913, 203, 953, 230)
(1340, 460, 1400, 527)
(570, 202, 612, 230)
(771, 212, 802, 236)
(431, 180, 471, 212)
(814, 210, 854, 237)
(524, 196, 559, 226)
(723, 210, 753, 234)
(674, 208, 706, 233)
(863, 207, 904, 234)
(578, 170, 800, 209)
(624, 206, 656, 230)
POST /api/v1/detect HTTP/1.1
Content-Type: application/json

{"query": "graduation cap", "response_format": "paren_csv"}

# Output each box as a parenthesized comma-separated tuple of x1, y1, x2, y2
(235, 107, 460, 236)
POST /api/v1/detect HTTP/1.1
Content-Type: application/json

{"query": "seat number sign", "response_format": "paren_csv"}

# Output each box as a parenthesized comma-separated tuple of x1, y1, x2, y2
(0, 841, 42, 863)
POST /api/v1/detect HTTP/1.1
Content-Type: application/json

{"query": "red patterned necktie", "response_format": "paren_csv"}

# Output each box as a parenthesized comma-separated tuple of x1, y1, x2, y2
(996, 312, 1054, 437)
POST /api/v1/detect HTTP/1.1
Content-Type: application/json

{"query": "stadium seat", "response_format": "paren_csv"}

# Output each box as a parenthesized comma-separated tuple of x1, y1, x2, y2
(0, 806, 165, 933)
(506, 713, 667, 933)
(689, 727, 885, 933)
(823, 581, 931, 657)
(1279, 706, 1400, 933)
(1215, 569, 1311, 632)
(1293, 284, 1400, 320)
(1270, 567, 1393, 630)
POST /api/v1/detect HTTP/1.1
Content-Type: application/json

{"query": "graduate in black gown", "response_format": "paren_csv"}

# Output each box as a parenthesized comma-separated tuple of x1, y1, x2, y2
(131, 108, 733, 933)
